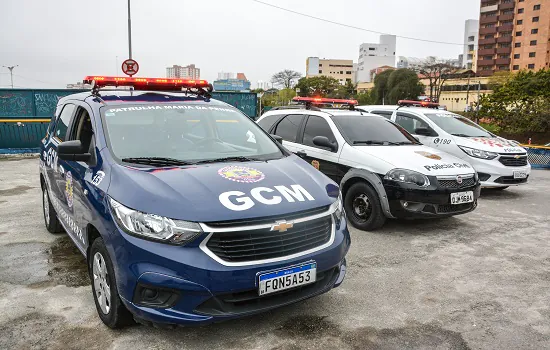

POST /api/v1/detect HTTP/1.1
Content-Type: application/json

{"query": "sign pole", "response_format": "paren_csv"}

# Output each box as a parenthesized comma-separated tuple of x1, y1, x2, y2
(128, 0, 133, 59)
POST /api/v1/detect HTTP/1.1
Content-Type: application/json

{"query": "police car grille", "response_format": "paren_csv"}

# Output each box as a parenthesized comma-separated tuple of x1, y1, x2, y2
(499, 155, 528, 167)
(205, 206, 330, 227)
(438, 178, 475, 189)
(437, 203, 474, 214)
(206, 216, 332, 263)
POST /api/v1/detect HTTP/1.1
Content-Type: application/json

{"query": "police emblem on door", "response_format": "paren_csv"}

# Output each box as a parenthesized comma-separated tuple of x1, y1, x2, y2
(311, 160, 320, 170)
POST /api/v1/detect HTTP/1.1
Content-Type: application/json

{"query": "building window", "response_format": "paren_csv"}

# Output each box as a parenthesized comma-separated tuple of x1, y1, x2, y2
(502, 9, 513, 14)
(528, 64, 535, 69)
(532, 29, 539, 34)
(529, 52, 536, 57)
(500, 43, 511, 48)
(484, 55, 494, 60)
(518, 8, 524, 13)
(468, 36, 475, 42)
(498, 66, 509, 71)
(368, 47, 375, 51)
(517, 19, 523, 25)
(534, 4, 541, 10)
(514, 54, 521, 59)
(468, 44, 475, 50)
(533, 17, 539, 22)
(513, 65, 520, 70)
(530, 40, 537, 46)
(516, 31, 522, 36)
(499, 54, 510, 59)
(484, 45, 494, 49)
(515, 42, 521, 48)
(485, 34, 495, 39)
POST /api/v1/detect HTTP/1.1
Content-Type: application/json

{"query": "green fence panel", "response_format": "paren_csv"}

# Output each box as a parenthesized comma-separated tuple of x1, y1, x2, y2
(0, 90, 34, 117)
(211, 92, 258, 118)
(0, 120, 49, 149)
(33, 89, 86, 116)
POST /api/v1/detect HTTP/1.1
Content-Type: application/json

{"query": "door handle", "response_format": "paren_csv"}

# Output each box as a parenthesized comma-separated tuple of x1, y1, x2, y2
(296, 151, 307, 158)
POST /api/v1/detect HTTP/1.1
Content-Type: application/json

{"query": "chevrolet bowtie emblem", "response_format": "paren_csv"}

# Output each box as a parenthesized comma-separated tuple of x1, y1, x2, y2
(271, 221, 294, 232)
(514, 155, 521, 159)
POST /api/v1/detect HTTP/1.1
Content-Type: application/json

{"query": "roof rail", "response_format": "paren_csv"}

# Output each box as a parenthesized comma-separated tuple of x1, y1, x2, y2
(269, 105, 321, 111)
(292, 97, 358, 110)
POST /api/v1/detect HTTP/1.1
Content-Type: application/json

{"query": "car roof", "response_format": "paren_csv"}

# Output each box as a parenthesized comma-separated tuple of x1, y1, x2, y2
(359, 105, 451, 114)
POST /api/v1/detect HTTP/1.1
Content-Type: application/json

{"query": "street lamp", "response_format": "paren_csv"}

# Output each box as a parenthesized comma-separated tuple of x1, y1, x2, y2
(2, 65, 18, 88)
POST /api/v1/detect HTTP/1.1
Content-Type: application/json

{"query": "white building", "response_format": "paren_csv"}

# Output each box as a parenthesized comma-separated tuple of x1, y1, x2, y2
(256, 80, 271, 90)
(356, 35, 396, 83)
(166, 64, 200, 79)
(306, 57, 356, 85)
(218, 72, 235, 80)
(396, 57, 425, 70)
(462, 19, 479, 70)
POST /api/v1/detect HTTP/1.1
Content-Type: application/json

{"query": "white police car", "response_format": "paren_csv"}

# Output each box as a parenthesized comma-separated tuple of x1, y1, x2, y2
(257, 97, 481, 231)
(359, 101, 531, 189)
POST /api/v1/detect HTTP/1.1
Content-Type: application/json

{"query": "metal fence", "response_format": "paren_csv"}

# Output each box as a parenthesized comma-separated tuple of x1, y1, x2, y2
(522, 145, 550, 169)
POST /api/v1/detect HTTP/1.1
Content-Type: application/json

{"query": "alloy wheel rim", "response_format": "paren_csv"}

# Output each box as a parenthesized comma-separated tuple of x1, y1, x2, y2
(43, 189, 50, 225)
(353, 194, 372, 221)
(93, 252, 111, 314)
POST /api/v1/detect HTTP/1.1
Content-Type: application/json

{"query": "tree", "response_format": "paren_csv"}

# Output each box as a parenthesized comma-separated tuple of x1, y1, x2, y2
(414, 56, 458, 102)
(294, 76, 341, 97)
(329, 80, 357, 99)
(479, 69, 550, 133)
(372, 69, 394, 104)
(271, 70, 302, 89)
(386, 69, 425, 104)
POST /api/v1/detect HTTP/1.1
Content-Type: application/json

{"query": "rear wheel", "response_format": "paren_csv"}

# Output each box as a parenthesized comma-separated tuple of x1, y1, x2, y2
(344, 182, 386, 231)
(89, 238, 134, 329)
(42, 186, 63, 234)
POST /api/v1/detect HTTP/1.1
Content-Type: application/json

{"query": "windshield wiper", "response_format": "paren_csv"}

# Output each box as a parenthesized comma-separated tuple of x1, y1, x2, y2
(451, 133, 473, 137)
(121, 157, 195, 167)
(353, 140, 403, 145)
(194, 156, 259, 164)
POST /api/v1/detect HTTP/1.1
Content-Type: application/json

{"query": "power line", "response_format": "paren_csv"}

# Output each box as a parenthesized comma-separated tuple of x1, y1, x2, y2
(251, 0, 466, 46)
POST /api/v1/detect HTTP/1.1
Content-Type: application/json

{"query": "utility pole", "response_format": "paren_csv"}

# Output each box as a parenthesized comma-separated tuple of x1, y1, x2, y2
(476, 81, 481, 123)
(465, 74, 471, 109)
(127, 0, 133, 59)
(2, 65, 18, 88)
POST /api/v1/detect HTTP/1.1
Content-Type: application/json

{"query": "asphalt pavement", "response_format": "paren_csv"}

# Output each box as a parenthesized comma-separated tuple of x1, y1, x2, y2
(1, 157, 549, 350)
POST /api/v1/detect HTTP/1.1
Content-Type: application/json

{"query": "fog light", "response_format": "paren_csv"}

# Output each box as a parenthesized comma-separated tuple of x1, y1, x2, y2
(133, 283, 180, 308)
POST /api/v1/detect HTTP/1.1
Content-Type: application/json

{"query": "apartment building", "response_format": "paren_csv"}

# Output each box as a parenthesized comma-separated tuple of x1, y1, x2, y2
(477, 0, 549, 76)
(166, 64, 200, 79)
(356, 35, 397, 82)
(462, 19, 480, 70)
(306, 57, 356, 84)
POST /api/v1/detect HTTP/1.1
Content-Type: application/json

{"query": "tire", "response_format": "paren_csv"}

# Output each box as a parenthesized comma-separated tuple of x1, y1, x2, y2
(42, 186, 64, 234)
(89, 238, 134, 329)
(344, 182, 386, 231)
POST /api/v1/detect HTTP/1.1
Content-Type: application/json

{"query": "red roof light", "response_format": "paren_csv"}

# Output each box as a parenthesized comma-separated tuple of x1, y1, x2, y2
(293, 97, 358, 105)
(398, 100, 440, 109)
(83, 76, 211, 91)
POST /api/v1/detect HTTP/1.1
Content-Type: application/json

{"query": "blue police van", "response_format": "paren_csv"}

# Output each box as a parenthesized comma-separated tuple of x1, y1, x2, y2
(39, 76, 349, 328)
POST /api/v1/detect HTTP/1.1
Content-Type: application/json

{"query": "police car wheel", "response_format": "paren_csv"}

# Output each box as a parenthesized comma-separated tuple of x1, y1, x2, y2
(42, 186, 63, 234)
(89, 238, 134, 329)
(344, 182, 386, 231)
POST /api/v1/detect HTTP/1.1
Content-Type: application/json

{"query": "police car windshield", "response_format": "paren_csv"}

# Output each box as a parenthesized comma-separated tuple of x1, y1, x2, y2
(101, 104, 283, 163)
(424, 113, 492, 138)
(332, 115, 419, 145)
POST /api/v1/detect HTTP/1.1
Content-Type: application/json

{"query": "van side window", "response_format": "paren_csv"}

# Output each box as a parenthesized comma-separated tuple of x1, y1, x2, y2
(273, 115, 304, 142)
(69, 107, 95, 152)
(52, 104, 76, 142)
(395, 112, 429, 134)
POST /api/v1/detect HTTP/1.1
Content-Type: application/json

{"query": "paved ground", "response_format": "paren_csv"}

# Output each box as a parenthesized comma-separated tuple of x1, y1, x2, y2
(1, 157, 549, 350)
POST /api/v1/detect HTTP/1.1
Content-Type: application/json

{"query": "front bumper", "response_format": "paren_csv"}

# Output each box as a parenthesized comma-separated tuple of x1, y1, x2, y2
(464, 156, 531, 188)
(106, 216, 350, 326)
(384, 179, 481, 219)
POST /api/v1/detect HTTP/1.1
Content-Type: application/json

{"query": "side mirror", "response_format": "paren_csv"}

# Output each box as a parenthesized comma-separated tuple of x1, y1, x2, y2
(414, 127, 436, 137)
(271, 134, 283, 144)
(313, 136, 338, 152)
(58, 140, 91, 162)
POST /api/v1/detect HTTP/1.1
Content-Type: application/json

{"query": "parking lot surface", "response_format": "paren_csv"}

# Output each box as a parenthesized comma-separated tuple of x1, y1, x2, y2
(1, 157, 549, 350)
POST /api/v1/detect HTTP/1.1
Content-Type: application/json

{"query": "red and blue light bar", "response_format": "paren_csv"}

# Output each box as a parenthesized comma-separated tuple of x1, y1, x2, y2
(292, 97, 358, 106)
(83, 76, 210, 91)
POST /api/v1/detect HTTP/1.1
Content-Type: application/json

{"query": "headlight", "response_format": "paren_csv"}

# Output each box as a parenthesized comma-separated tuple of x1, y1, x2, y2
(109, 197, 202, 245)
(384, 169, 430, 187)
(332, 192, 344, 222)
(459, 146, 498, 160)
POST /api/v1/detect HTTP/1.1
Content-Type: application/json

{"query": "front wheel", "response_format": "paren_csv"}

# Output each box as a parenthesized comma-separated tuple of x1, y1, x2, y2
(344, 182, 386, 231)
(42, 186, 63, 234)
(89, 238, 134, 329)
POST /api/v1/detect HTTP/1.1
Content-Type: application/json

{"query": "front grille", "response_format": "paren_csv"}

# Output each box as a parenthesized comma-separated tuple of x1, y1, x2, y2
(494, 176, 529, 184)
(438, 177, 476, 189)
(195, 266, 339, 316)
(437, 202, 475, 214)
(205, 216, 332, 263)
(205, 205, 330, 227)
(499, 155, 528, 167)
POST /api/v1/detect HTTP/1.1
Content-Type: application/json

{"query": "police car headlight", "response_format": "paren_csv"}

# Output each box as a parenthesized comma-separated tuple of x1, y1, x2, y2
(331, 192, 344, 223)
(109, 197, 202, 245)
(385, 169, 430, 187)
(459, 146, 498, 160)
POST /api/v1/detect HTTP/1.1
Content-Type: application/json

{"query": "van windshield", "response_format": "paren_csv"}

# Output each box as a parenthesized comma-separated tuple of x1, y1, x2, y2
(424, 113, 492, 138)
(101, 103, 283, 164)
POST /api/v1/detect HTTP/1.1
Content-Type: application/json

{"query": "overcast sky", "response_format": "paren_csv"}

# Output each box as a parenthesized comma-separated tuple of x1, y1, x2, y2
(1, 0, 480, 89)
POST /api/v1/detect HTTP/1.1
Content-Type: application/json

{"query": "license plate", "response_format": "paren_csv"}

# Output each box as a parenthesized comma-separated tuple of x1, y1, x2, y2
(514, 171, 528, 179)
(258, 262, 317, 296)
(450, 191, 474, 205)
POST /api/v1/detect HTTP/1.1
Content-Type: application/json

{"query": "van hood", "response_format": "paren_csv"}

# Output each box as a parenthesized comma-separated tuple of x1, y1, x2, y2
(353, 145, 475, 176)
(107, 155, 338, 223)
(454, 136, 526, 154)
